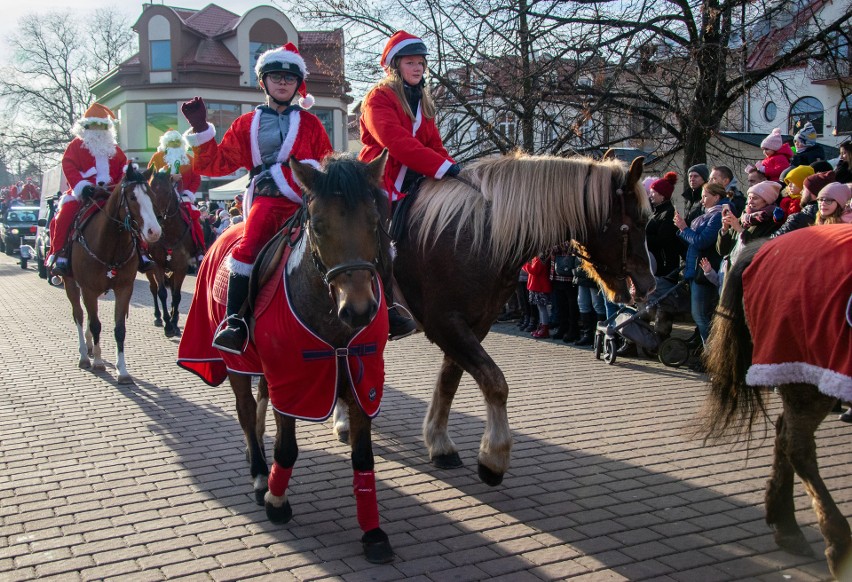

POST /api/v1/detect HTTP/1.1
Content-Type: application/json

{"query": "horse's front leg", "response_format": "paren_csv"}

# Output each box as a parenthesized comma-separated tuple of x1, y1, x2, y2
(229, 373, 269, 505)
(167, 271, 185, 337)
(424, 355, 464, 469)
(64, 280, 90, 368)
(777, 385, 851, 579)
(157, 281, 171, 335)
(265, 410, 296, 524)
(81, 291, 104, 371)
(147, 272, 163, 327)
(112, 286, 133, 384)
(333, 397, 350, 443)
(347, 395, 393, 564)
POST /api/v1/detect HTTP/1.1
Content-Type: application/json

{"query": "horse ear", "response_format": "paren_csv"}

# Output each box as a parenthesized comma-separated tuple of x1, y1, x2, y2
(602, 148, 616, 160)
(627, 156, 645, 188)
(366, 149, 388, 186)
(142, 167, 154, 181)
(290, 156, 317, 192)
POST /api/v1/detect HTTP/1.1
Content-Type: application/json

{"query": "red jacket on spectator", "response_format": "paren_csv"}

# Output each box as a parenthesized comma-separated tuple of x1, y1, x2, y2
(523, 257, 553, 294)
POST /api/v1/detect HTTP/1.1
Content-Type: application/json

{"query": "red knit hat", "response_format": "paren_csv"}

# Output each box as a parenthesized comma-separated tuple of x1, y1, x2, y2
(803, 170, 836, 197)
(381, 31, 428, 69)
(650, 172, 678, 201)
(254, 43, 314, 109)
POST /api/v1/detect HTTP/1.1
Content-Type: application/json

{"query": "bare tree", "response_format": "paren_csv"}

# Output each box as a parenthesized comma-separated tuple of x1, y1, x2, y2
(0, 9, 136, 168)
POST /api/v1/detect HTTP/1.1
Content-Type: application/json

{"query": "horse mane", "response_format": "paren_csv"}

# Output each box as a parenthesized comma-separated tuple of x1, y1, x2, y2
(410, 151, 638, 265)
(312, 154, 384, 211)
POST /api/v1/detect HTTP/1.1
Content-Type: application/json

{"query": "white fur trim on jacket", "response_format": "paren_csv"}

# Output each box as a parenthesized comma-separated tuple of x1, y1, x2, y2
(181, 190, 196, 203)
(184, 123, 216, 148)
(434, 159, 453, 179)
(72, 179, 95, 199)
(59, 192, 78, 209)
(226, 255, 254, 277)
(747, 362, 852, 402)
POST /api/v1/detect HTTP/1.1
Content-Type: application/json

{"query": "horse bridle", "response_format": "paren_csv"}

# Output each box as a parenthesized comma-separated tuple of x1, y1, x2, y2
(571, 167, 633, 281)
(151, 175, 182, 223)
(76, 178, 146, 271)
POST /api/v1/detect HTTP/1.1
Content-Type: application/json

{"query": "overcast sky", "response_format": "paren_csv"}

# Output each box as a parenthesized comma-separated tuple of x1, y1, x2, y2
(0, 1, 289, 47)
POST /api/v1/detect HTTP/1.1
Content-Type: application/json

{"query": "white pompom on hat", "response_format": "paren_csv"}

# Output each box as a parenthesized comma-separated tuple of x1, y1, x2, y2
(254, 42, 314, 109)
(760, 128, 783, 151)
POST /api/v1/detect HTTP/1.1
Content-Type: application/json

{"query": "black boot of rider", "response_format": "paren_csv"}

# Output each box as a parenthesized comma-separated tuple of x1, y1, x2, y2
(385, 282, 417, 341)
(212, 273, 251, 354)
(138, 250, 156, 274)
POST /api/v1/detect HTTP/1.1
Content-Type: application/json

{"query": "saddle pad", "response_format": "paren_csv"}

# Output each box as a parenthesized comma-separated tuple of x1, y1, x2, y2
(743, 225, 852, 400)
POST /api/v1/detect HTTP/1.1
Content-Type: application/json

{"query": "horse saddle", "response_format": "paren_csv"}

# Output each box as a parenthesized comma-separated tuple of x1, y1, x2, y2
(74, 196, 110, 234)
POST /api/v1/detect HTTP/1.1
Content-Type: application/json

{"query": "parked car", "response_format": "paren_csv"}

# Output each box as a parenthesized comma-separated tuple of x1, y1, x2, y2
(0, 205, 39, 269)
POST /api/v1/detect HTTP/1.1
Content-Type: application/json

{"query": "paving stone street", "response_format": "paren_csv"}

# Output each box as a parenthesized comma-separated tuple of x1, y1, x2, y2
(0, 252, 849, 581)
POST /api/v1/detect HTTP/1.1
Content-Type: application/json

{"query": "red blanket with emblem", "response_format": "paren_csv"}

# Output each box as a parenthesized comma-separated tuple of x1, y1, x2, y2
(743, 224, 852, 401)
(177, 224, 388, 420)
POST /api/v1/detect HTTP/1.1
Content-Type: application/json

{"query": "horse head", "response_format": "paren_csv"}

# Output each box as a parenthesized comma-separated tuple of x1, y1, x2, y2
(121, 166, 162, 244)
(290, 151, 389, 329)
(576, 156, 656, 304)
(147, 169, 181, 221)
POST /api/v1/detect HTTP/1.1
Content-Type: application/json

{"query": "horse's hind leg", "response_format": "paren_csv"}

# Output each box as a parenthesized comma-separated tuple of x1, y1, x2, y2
(112, 286, 133, 384)
(265, 410, 296, 524)
(148, 273, 163, 327)
(81, 291, 104, 371)
(229, 373, 269, 505)
(424, 356, 464, 469)
(65, 280, 90, 368)
(167, 271, 185, 337)
(773, 384, 851, 578)
(347, 392, 393, 564)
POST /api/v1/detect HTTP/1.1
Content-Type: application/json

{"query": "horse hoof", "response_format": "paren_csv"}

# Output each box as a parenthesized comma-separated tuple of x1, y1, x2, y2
(154, 319, 163, 327)
(432, 452, 463, 469)
(336, 430, 349, 444)
(265, 499, 292, 524)
(774, 529, 814, 557)
(254, 487, 268, 506)
(78, 359, 91, 369)
(93, 363, 106, 371)
(165, 328, 176, 338)
(362, 528, 394, 564)
(117, 375, 134, 385)
(477, 462, 504, 487)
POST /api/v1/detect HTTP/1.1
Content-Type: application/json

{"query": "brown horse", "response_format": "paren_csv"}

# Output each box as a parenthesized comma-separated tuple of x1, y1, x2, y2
(62, 166, 162, 384)
(146, 171, 194, 337)
(700, 225, 851, 579)
(177, 153, 395, 563)
(381, 151, 653, 486)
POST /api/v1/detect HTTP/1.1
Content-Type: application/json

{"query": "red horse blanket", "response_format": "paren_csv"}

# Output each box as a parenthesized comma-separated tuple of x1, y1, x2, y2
(177, 224, 389, 420)
(743, 224, 852, 401)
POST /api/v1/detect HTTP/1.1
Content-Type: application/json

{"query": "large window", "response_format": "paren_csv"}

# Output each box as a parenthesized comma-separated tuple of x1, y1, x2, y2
(312, 109, 334, 142)
(839, 95, 852, 135)
(207, 103, 241, 142)
(250, 41, 278, 85)
(150, 40, 171, 71)
(496, 112, 517, 142)
(146, 103, 178, 149)
(789, 96, 824, 136)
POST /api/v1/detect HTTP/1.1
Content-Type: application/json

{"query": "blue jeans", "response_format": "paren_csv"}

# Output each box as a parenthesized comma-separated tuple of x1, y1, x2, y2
(577, 286, 605, 316)
(690, 279, 719, 344)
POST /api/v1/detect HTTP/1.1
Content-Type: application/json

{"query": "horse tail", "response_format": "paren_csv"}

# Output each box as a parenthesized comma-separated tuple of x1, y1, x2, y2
(698, 241, 769, 444)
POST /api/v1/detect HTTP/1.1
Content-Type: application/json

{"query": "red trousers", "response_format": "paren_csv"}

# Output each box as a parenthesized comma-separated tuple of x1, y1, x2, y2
(49, 199, 80, 258)
(182, 202, 206, 254)
(230, 196, 300, 268)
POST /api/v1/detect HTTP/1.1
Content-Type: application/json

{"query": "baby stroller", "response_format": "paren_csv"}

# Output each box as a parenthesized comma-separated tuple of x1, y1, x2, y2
(593, 273, 690, 365)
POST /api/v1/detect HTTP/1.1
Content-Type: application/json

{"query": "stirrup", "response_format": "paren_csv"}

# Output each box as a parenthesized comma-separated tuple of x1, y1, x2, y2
(388, 303, 418, 341)
(212, 315, 250, 354)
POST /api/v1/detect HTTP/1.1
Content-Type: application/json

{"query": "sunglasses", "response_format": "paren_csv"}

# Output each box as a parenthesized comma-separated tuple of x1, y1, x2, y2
(265, 72, 299, 85)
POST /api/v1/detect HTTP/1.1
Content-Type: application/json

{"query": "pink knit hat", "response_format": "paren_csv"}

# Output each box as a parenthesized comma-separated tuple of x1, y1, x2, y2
(760, 128, 783, 151)
(817, 182, 852, 207)
(747, 181, 781, 205)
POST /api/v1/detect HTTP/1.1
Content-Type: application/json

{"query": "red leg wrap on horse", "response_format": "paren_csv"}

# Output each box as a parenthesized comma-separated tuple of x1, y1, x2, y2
(353, 470, 379, 532)
(268, 462, 292, 497)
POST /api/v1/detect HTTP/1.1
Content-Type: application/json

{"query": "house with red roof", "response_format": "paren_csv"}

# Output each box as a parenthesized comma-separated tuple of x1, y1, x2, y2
(91, 3, 351, 192)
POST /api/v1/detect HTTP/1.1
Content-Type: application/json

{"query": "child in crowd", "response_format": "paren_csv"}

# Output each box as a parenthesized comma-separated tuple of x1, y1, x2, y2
(523, 254, 552, 339)
(814, 182, 852, 225)
(746, 128, 792, 182)
(781, 164, 814, 216)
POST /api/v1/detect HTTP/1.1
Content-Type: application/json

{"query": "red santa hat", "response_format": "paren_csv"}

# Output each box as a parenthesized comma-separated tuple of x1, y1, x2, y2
(380, 31, 429, 69)
(254, 43, 314, 109)
(79, 103, 116, 127)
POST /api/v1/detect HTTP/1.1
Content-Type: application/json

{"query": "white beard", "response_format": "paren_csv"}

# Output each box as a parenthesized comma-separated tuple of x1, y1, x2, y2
(163, 147, 189, 168)
(80, 129, 118, 160)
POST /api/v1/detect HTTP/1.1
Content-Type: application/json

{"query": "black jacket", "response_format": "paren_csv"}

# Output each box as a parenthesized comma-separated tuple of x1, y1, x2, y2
(646, 200, 681, 277)
(770, 201, 818, 239)
(790, 143, 826, 167)
(835, 160, 852, 184)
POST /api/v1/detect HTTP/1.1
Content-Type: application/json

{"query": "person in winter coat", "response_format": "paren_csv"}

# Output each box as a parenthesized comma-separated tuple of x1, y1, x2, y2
(681, 163, 709, 224)
(709, 165, 746, 216)
(548, 244, 580, 343)
(780, 164, 814, 217)
(814, 182, 852, 225)
(771, 170, 836, 238)
(359, 31, 461, 340)
(181, 43, 333, 354)
(790, 121, 826, 167)
(523, 254, 553, 339)
(645, 172, 681, 277)
(835, 139, 852, 183)
(746, 128, 792, 182)
(674, 182, 729, 344)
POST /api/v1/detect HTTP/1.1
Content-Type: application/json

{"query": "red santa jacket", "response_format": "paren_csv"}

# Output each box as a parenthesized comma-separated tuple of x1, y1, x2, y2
(186, 108, 332, 211)
(20, 182, 39, 202)
(61, 138, 128, 201)
(147, 150, 202, 195)
(359, 85, 454, 201)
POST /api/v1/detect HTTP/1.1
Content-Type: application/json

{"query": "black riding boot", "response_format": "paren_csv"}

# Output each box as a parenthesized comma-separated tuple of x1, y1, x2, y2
(138, 249, 155, 274)
(573, 312, 596, 346)
(385, 281, 418, 341)
(212, 273, 251, 354)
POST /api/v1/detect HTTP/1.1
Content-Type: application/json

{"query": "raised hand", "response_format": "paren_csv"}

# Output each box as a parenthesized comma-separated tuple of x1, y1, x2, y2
(181, 97, 208, 133)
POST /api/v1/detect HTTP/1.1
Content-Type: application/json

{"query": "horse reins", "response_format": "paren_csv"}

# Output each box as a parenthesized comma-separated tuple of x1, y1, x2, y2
(75, 180, 145, 272)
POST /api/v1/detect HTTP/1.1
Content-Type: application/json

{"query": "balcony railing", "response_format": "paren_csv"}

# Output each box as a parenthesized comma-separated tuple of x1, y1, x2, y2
(808, 59, 852, 82)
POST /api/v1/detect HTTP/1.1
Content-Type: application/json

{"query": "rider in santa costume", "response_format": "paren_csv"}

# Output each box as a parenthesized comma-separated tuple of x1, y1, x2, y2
(49, 103, 154, 276)
(147, 129, 207, 264)
(181, 42, 333, 354)
(20, 178, 39, 203)
(359, 31, 460, 339)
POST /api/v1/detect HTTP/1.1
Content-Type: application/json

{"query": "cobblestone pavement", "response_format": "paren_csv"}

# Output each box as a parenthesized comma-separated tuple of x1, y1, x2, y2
(0, 253, 849, 582)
